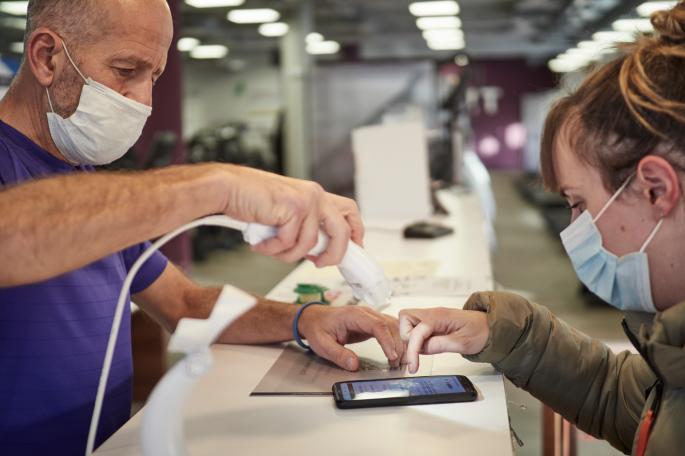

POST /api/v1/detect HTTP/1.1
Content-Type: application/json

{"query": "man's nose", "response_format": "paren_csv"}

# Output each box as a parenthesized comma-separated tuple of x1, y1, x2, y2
(125, 80, 153, 107)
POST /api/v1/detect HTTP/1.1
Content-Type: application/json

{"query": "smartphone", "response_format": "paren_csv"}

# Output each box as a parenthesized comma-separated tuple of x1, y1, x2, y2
(332, 375, 478, 409)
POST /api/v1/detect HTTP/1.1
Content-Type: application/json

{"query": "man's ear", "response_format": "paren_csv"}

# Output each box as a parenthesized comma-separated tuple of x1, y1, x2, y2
(635, 155, 682, 218)
(25, 27, 63, 88)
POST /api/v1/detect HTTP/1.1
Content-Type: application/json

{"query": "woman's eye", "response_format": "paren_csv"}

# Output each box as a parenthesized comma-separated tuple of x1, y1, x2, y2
(567, 202, 585, 217)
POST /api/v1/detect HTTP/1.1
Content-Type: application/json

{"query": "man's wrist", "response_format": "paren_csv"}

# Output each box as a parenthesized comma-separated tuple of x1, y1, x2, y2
(296, 302, 328, 339)
(292, 302, 325, 349)
(202, 163, 236, 215)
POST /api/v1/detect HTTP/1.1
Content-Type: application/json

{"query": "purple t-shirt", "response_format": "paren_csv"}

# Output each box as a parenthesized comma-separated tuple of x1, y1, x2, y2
(0, 120, 168, 454)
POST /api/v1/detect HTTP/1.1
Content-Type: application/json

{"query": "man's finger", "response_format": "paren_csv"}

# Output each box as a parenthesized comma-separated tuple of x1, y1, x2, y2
(276, 212, 320, 263)
(349, 311, 399, 363)
(328, 195, 365, 247)
(311, 334, 360, 371)
(251, 216, 302, 257)
(344, 209, 365, 247)
(313, 209, 349, 267)
(383, 315, 405, 368)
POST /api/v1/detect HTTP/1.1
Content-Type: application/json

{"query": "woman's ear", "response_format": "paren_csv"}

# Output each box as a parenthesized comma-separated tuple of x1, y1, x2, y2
(635, 155, 682, 218)
(24, 28, 63, 88)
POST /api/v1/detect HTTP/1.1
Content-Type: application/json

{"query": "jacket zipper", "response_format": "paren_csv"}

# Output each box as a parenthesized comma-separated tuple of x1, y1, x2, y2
(621, 319, 664, 456)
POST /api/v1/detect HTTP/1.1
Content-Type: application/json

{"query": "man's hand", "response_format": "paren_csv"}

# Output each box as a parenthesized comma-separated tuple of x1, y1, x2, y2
(298, 305, 404, 371)
(219, 166, 364, 267)
(399, 307, 489, 374)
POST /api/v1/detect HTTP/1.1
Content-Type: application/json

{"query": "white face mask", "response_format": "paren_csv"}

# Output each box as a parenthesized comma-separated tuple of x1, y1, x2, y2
(560, 175, 664, 313)
(45, 40, 152, 166)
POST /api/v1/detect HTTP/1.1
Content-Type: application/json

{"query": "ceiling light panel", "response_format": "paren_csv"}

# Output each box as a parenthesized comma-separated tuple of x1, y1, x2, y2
(409, 1, 460, 17)
(227, 8, 280, 24)
(185, 0, 244, 7)
(416, 16, 462, 30)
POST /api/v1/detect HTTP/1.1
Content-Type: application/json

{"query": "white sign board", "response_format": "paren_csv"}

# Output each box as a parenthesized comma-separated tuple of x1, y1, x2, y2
(352, 122, 432, 227)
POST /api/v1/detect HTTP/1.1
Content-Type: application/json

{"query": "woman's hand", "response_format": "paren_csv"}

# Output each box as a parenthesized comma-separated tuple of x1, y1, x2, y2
(399, 307, 489, 374)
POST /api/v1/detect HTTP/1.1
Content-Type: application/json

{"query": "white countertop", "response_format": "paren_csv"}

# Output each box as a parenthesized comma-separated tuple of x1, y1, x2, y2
(96, 189, 512, 456)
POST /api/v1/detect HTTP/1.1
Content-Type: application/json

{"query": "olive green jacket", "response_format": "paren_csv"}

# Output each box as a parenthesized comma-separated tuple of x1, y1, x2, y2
(464, 292, 685, 456)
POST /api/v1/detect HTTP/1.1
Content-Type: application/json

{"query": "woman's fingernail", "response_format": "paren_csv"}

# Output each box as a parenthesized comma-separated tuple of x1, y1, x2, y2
(346, 358, 356, 370)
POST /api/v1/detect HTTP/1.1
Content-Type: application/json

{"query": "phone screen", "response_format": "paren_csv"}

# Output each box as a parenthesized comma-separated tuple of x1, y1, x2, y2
(340, 376, 466, 401)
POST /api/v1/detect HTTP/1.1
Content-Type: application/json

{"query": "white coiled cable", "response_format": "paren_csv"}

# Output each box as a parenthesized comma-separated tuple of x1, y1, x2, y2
(85, 215, 248, 456)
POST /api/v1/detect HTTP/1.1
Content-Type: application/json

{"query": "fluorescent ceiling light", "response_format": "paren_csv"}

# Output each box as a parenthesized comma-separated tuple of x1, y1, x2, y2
(0, 16, 26, 29)
(190, 44, 228, 59)
(10, 41, 23, 53)
(612, 18, 654, 33)
(409, 1, 460, 16)
(577, 41, 616, 58)
(185, 0, 244, 7)
(563, 49, 598, 60)
(577, 40, 596, 49)
(227, 8, 280, 24)
(427, 40, 465, 50)
(306, 32, 324, 43)
(259, 22, 289, 37)
(548, 58, 585, 73)
(423, 29, 464, 41)
(306, 40, 340, 55)
(550, 42, 615, 73)
(592, 30, 636, 43)
(416, 16, 462, 30)
(177, 37, 200, 52)
(636, 1, 678, 17)
(0, 1, 28, 16)
(577, 40, 614, 53)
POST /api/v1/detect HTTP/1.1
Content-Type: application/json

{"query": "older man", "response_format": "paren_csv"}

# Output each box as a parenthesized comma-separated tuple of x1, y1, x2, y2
(0, 0, 402, 454)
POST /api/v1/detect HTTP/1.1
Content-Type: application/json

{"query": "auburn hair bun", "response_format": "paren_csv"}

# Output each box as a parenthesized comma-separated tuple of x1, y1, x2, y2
(651, 1, 685, 43)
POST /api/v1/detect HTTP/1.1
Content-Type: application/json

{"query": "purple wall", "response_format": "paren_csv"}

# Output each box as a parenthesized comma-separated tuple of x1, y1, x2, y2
(135, 0, 192, 270)
(466, 59, 556, 170)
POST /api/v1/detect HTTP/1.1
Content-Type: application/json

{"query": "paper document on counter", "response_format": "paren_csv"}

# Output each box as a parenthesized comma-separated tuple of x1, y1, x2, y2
(392, 276, 476, 297)
(252, 341, 433, 396)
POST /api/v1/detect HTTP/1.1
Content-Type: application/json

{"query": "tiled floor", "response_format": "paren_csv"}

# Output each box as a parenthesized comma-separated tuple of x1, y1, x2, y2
(189, 171, 628, 455)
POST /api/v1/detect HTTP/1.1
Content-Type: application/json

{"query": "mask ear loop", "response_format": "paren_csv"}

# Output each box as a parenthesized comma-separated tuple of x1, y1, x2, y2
(640, 218, 664, 253)
(593, 173, 635, 223)
(45, 39, 87, 115)
(45, 87, 55, 113)
(60, 40, 88, 83)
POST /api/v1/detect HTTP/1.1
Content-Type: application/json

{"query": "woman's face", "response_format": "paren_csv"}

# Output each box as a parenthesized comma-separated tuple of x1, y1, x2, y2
(554, 136, 685, 311)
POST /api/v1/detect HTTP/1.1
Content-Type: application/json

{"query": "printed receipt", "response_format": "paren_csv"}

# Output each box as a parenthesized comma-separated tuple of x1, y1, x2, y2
(251, 340, 434, 396)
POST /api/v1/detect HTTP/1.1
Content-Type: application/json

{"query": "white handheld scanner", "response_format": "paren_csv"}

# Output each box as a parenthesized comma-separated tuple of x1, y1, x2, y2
(243, 223, 392, 308)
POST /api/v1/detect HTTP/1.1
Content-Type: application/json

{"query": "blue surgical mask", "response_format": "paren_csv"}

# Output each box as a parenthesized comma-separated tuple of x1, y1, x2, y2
(560, 176, 664, 312)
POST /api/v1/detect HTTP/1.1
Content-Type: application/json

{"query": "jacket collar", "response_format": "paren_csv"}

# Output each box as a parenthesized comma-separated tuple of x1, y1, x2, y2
(622, 302, 685, 388)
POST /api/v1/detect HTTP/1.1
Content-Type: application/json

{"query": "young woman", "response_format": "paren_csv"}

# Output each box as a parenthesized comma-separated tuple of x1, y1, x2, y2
(399, 3, 685, 455)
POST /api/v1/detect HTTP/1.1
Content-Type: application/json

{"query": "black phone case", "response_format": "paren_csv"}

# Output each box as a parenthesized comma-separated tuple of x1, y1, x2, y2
(332, 375, 478, 409)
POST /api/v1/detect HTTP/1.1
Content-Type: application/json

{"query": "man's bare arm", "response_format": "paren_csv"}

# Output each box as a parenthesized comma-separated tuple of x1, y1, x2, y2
(0, 164, 226, 286)
(133, 263, 405, 371)
(0, 161, 365, 287)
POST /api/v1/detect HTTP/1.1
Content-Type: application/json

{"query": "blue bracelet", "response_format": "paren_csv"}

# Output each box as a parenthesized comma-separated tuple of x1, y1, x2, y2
(293, 301, 324, 350)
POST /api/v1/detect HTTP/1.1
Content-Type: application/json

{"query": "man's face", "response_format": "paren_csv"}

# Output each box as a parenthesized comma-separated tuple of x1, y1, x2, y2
(49, 0, 173, 118)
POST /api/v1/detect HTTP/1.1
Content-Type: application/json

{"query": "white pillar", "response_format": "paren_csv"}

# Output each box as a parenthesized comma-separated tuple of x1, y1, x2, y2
(280, 0, 314, 179)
